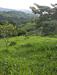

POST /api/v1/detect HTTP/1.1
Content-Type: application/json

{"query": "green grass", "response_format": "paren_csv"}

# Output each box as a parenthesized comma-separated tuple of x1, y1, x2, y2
(0, 36, 57, 75)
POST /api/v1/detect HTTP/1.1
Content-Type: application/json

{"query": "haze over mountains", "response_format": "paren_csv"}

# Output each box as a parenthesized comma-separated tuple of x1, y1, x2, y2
(0, 7, 34, 27)
(0, 7, 32, 13)
(0, 7, 14, 11)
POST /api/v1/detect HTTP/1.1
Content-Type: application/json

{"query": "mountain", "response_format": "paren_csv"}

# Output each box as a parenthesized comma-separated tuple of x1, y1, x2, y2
(0, 7, 15, 12)
(19, 9, 32, 13)
(0, 9, 34, 26)
(0, 7, 32, 14)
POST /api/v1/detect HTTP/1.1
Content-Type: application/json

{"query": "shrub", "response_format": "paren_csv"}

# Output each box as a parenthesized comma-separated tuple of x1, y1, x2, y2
(8, 41, 16, 46)
(17, 29, 26, 36)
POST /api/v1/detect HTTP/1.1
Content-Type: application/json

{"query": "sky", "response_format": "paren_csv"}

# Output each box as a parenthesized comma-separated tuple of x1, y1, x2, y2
(0, 0, 57, 10)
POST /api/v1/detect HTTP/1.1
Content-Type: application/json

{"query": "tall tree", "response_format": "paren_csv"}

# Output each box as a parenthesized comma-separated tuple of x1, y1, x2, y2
(30, 3, 57, 35)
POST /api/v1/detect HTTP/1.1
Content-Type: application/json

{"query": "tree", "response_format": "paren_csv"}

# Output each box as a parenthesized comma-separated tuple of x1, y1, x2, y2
(30, 3, 57, 35)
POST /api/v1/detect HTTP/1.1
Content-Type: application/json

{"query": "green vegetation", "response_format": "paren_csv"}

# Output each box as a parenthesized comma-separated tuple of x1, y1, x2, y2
(0, 36, 57, 75)
(0, 3, 57, 75)
(30, 3, 57, 35)
(1, 3, 57, 37)
(0, 11, 33, 26)
(0, 23, 17, 38)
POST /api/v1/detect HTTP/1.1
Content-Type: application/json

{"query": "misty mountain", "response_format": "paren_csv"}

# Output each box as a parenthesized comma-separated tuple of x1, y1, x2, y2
(0, 7, 32, 13)
(0, 7, 15, 12)
(19, 9, 32, 13)
(0, 8, 34, 26)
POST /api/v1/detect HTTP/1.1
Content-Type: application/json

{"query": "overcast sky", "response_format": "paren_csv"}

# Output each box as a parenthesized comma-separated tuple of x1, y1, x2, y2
(0, 0, 57, 10)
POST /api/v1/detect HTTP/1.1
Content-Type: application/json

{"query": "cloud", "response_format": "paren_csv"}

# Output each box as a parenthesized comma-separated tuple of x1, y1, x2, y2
(0, 0, 57, 10)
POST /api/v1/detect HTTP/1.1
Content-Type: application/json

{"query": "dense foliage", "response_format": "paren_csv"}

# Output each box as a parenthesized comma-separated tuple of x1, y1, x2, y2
(0, 11, 33, 26)
(0, 4, 57, 37)
(0, 23, 28, 38)
(30, 3, 57, 35)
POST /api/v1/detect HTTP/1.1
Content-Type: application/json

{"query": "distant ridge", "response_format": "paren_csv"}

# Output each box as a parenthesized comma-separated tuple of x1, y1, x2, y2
(0, 7, 32, 14)
(19, 9, 32, 13)
(0, 7, 15, 11)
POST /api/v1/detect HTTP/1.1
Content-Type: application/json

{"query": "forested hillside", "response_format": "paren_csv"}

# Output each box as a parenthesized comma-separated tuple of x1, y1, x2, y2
(0, 4, 57, 38)
(0, 9, 35, 38)
(0, 10, 33, 25)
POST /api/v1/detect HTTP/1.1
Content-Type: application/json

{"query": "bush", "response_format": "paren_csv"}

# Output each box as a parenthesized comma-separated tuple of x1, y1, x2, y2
(17, 29, 26, 36)
(8, 41, 16, 46)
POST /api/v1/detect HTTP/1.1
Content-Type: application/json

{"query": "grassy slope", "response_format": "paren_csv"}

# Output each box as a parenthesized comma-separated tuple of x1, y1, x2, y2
(0, 36, 57, 75)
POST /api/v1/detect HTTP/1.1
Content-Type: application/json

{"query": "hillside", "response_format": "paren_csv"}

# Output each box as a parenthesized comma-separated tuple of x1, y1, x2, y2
(0, 36, 57, 75)
(0, 9, 33, 26)
(0, 7, 14, 11)
(0, 2, 57, 75)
